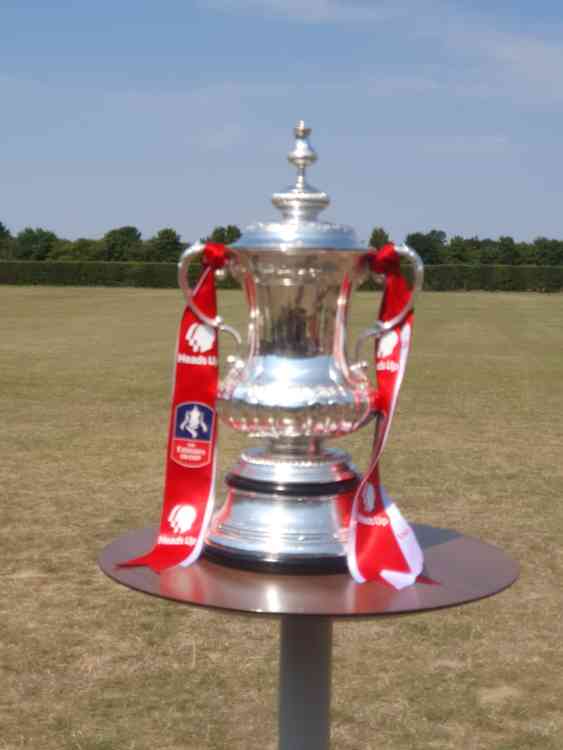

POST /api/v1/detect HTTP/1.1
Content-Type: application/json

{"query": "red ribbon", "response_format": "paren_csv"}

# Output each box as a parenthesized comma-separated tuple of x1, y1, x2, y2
(346, 243, 425, 588)
(203, 243, 227, 270)
(369, 242, 401, 275)
(119, 247, 222, 572)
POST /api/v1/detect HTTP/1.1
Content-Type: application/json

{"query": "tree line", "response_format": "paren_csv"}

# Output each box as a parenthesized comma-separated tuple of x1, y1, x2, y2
(1, 221, 562, 266)
(369, 227, 563, 266)
(0, 223, 242, 264)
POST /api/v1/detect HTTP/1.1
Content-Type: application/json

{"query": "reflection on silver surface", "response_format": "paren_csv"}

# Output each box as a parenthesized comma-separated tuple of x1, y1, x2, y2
(218, 251, 375, 441)
(206, 485, 355, 564)
(233, 446, 359, 485)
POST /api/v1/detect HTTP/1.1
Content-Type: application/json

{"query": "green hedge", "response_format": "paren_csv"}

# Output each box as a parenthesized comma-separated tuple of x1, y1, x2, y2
(422, 264, 563, 292)
(0, 260, 206, 288)
(1, 261, 562, 291)
(359, 264, 563, 292)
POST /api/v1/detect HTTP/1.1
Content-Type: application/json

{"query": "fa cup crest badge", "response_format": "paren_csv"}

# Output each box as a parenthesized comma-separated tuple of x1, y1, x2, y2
(171, 402, 214, 468)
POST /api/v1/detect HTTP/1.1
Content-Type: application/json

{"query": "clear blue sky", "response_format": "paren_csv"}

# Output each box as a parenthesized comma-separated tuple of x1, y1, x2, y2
(2, 0, 563, 243)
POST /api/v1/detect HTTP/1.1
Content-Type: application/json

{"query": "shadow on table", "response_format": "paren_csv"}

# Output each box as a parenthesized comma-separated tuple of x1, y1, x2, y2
(414, 523, 461, 549)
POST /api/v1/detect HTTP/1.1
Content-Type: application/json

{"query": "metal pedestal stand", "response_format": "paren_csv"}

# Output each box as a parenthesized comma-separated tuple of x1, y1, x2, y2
(99, 524, 518, 750)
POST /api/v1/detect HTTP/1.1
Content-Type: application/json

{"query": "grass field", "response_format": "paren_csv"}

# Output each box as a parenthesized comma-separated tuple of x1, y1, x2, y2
(2, 286, 562, 750)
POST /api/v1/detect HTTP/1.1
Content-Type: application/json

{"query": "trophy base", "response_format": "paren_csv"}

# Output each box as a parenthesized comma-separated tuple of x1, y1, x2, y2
(203, 544, 348, 575)
(205, 447, 360, 573)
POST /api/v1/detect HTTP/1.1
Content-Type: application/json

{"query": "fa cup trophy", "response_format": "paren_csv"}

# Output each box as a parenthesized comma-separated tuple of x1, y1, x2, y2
(176, 121, 424, 574)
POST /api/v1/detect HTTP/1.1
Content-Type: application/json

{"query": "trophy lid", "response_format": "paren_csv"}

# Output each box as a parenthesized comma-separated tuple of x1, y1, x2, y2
(232, 121, 364, 251)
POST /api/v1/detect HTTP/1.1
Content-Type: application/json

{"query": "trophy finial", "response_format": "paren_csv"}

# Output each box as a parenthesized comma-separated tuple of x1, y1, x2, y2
(289, 120, 316, 175)
(272, 121, 330, 222)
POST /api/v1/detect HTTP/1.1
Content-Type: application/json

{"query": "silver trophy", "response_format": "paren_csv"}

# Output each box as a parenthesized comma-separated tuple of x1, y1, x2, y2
(179, 121, 423, 572)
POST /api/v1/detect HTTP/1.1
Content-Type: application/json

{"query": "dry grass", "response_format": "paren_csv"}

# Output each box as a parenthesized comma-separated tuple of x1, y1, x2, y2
(1, 286, 562, 750)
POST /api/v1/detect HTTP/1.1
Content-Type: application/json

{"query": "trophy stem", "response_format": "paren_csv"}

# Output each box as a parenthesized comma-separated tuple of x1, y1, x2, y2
(266, 436, 325, 458)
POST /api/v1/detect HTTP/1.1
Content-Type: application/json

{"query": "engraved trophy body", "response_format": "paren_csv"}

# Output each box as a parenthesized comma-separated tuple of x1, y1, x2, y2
(179, 122, 423, 571)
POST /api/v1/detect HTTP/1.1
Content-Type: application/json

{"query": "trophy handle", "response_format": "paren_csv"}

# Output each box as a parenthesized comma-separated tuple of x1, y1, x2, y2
(353, 243, 424, 366)
(178, 241, 243, 347)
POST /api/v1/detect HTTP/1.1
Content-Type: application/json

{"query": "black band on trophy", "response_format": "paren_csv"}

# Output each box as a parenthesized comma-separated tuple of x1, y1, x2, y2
(202, 544, 349, 575)
(225, 473, 360, 498)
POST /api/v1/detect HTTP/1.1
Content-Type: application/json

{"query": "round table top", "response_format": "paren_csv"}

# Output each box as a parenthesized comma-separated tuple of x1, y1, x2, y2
(98, 525, 518, 618)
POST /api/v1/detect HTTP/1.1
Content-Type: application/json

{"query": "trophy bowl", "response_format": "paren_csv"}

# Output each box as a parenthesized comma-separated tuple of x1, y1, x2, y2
(178, 121, 423, 572)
